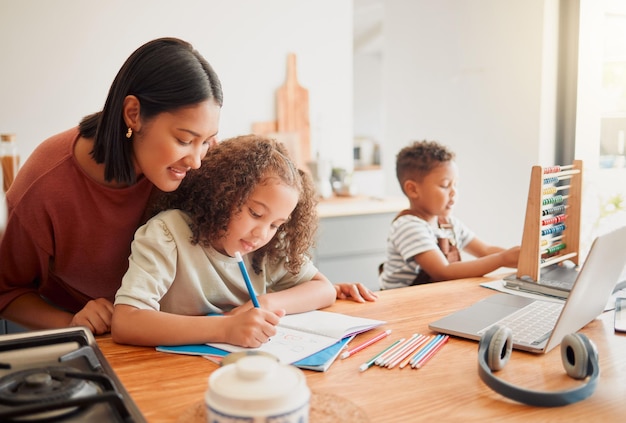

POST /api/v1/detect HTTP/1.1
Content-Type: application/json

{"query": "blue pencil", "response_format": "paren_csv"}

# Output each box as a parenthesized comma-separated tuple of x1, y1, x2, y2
(409, 334, 443, 366)
(235, 251, 260, 308)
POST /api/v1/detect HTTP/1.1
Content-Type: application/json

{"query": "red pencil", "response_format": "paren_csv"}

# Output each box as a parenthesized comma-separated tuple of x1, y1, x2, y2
(341, 329, 392, 359)
(413, 335, 449, 369)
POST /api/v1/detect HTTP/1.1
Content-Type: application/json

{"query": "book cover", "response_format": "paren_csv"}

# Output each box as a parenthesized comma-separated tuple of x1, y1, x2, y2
(157, 335, 354, 372)
(156, 310, 384, 369)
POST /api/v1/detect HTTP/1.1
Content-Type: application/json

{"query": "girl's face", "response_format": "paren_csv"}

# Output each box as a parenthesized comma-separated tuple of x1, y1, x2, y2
(413, 161, 458, 221)
(213, 178, 299, 258)
(132, 100, 221, 192)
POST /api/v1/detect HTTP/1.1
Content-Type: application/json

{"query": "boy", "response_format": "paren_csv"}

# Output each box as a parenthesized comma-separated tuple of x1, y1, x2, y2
(379, 140, 519, 289)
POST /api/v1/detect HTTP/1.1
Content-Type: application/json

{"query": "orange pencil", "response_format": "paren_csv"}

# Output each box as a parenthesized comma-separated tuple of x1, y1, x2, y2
(383, 334, 422, 368)
(413, 335, 449, 369)
(374, 337, 406, 366)
(387, 335, 429, 369)
(399, 335, 433, 369)
(359, 338, 404, 372)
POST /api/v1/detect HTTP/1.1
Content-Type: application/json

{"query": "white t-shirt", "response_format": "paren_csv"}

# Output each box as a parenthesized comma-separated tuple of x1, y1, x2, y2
(115, 209, 319, 315)
(379, 214, 474, 290)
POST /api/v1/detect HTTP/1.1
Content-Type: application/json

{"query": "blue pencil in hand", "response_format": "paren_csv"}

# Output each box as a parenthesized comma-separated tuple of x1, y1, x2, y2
(235, 251, 260, 308)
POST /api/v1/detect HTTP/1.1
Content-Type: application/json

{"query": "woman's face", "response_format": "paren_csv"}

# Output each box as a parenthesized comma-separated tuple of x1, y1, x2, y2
(132, 100, 221, 192)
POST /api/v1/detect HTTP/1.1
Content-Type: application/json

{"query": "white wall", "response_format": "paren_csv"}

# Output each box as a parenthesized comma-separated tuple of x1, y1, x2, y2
(379, 0, 559, 248)
(2, 0, 568, 251)
(0, 0, 354, 169)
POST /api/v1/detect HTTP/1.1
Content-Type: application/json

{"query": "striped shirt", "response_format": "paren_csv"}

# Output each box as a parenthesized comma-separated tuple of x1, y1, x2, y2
(379, 214, 474, 290)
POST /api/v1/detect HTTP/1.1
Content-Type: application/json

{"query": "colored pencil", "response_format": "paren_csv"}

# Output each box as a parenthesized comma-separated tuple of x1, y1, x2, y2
(409, 334, 443, 366)
(235, 251, 260, 308)
(414, 335, 449, 369)
(398, 335, 435, 369)
(341, 329, 392, 359)
(386, 335, 429, 369)
(374, 337, 406, 366)
(379, 334, 420, 367)
(359, 338, 404, 372)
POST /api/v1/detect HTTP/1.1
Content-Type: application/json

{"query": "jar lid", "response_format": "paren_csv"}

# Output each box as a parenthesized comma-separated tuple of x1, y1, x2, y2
(0, 134, 15, 142)
(206, 355, 309, 414)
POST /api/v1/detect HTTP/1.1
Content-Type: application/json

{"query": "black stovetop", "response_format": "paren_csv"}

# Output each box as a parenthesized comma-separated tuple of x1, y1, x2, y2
(0, 327, 145, 422)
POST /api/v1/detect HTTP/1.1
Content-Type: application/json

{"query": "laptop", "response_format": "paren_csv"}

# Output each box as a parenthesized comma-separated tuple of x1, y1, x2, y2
(429, 225, 626, 353)
(502, 261, 579, 299)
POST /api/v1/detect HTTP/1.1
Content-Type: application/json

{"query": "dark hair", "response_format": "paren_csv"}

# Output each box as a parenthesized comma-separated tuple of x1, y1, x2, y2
(152, 134, 318, 275)
(396, 140, 455, 191)
(79, 37, 223, 185)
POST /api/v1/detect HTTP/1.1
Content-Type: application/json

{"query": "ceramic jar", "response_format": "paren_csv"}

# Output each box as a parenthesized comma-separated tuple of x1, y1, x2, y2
(205, 355, 310, 423)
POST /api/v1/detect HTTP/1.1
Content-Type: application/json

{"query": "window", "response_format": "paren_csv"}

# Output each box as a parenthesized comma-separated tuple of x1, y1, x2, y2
(576, 0, 626, 253)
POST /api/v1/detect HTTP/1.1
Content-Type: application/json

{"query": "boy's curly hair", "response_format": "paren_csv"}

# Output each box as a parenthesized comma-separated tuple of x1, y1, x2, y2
(396, 140, 455, 193)
(151, 134, 318, 275)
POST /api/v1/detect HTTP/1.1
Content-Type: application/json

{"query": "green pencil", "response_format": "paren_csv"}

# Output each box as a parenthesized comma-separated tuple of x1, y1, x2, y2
(359, 338, 404, 372)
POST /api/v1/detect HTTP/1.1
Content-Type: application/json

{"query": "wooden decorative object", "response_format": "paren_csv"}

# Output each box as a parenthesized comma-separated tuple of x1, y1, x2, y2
(276, 53, 311, 167)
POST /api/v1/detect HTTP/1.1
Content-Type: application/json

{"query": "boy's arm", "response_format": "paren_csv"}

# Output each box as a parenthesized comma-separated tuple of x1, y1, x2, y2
(414, 245, 520, 281)
(463, 237, 505, 257)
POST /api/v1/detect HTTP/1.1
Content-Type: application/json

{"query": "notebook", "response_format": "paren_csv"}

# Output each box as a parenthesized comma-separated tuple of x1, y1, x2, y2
(429, 225, 626, 353)
(502, 261, 579, 299)
(157, 310, 384, 367)
(157, 334, 354, 372)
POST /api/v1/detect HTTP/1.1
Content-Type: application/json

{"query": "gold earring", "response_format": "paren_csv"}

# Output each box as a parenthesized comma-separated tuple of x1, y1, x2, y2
(126, 127, 133, 139)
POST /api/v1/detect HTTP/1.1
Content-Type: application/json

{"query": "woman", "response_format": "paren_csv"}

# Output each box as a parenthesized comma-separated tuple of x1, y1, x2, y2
(0, 37, 223, 335)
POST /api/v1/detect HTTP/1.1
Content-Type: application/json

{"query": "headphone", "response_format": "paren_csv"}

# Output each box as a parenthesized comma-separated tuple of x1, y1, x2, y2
(477, 325, 599, 407)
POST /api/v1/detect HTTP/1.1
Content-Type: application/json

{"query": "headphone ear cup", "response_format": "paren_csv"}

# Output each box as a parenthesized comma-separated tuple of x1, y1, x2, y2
(561, 333, 592, 379)
(486, 326, 513, 371)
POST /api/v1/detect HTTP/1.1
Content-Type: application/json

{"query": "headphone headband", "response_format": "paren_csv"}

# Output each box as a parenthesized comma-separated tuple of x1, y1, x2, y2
(477, 325, 599, 407)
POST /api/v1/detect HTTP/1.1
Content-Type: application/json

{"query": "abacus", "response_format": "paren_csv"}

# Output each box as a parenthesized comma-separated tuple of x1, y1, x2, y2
(515, 160, 583, 282)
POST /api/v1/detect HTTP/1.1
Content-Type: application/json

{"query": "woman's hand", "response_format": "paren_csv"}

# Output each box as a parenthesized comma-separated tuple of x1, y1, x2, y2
(70, 298, 115, 335)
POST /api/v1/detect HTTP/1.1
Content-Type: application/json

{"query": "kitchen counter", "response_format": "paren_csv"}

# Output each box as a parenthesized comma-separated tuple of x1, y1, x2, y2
(313, 195, 408, 291)
(316, 195, 408, 218)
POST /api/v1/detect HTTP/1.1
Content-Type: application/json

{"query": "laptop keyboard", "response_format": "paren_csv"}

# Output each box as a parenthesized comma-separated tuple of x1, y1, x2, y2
(479, 301, 564, 346)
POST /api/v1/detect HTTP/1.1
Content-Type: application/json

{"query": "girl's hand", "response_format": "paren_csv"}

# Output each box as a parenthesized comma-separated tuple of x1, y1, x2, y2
(223, 308, 285, 348)
(335, 283, 379, 303)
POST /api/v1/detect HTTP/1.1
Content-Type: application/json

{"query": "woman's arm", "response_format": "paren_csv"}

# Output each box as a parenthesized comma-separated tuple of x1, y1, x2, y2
(2, 293, 74, 329)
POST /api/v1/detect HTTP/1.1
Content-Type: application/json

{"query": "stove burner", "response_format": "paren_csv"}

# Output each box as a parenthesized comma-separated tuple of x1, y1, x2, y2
(0, 328, 146, 422)
(0, 366, 100, 421)
(0, 366, 96, 405)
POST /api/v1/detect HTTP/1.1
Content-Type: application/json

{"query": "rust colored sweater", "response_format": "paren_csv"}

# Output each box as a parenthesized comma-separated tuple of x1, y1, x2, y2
(0, 127, 153, 313)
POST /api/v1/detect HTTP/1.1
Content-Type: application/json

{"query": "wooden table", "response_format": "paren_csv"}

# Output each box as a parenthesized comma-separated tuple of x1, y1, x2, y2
(97, 277, 626, 422)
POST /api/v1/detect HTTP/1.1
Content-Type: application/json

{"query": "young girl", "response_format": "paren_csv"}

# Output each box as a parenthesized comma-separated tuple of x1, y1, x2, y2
(379, 140, 520, 289)
(112, 135, 370, 348)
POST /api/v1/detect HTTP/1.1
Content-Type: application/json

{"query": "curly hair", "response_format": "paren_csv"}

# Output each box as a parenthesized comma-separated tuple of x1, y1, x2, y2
(152, 134, 318, 275)
(396, 140, 455, 192)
